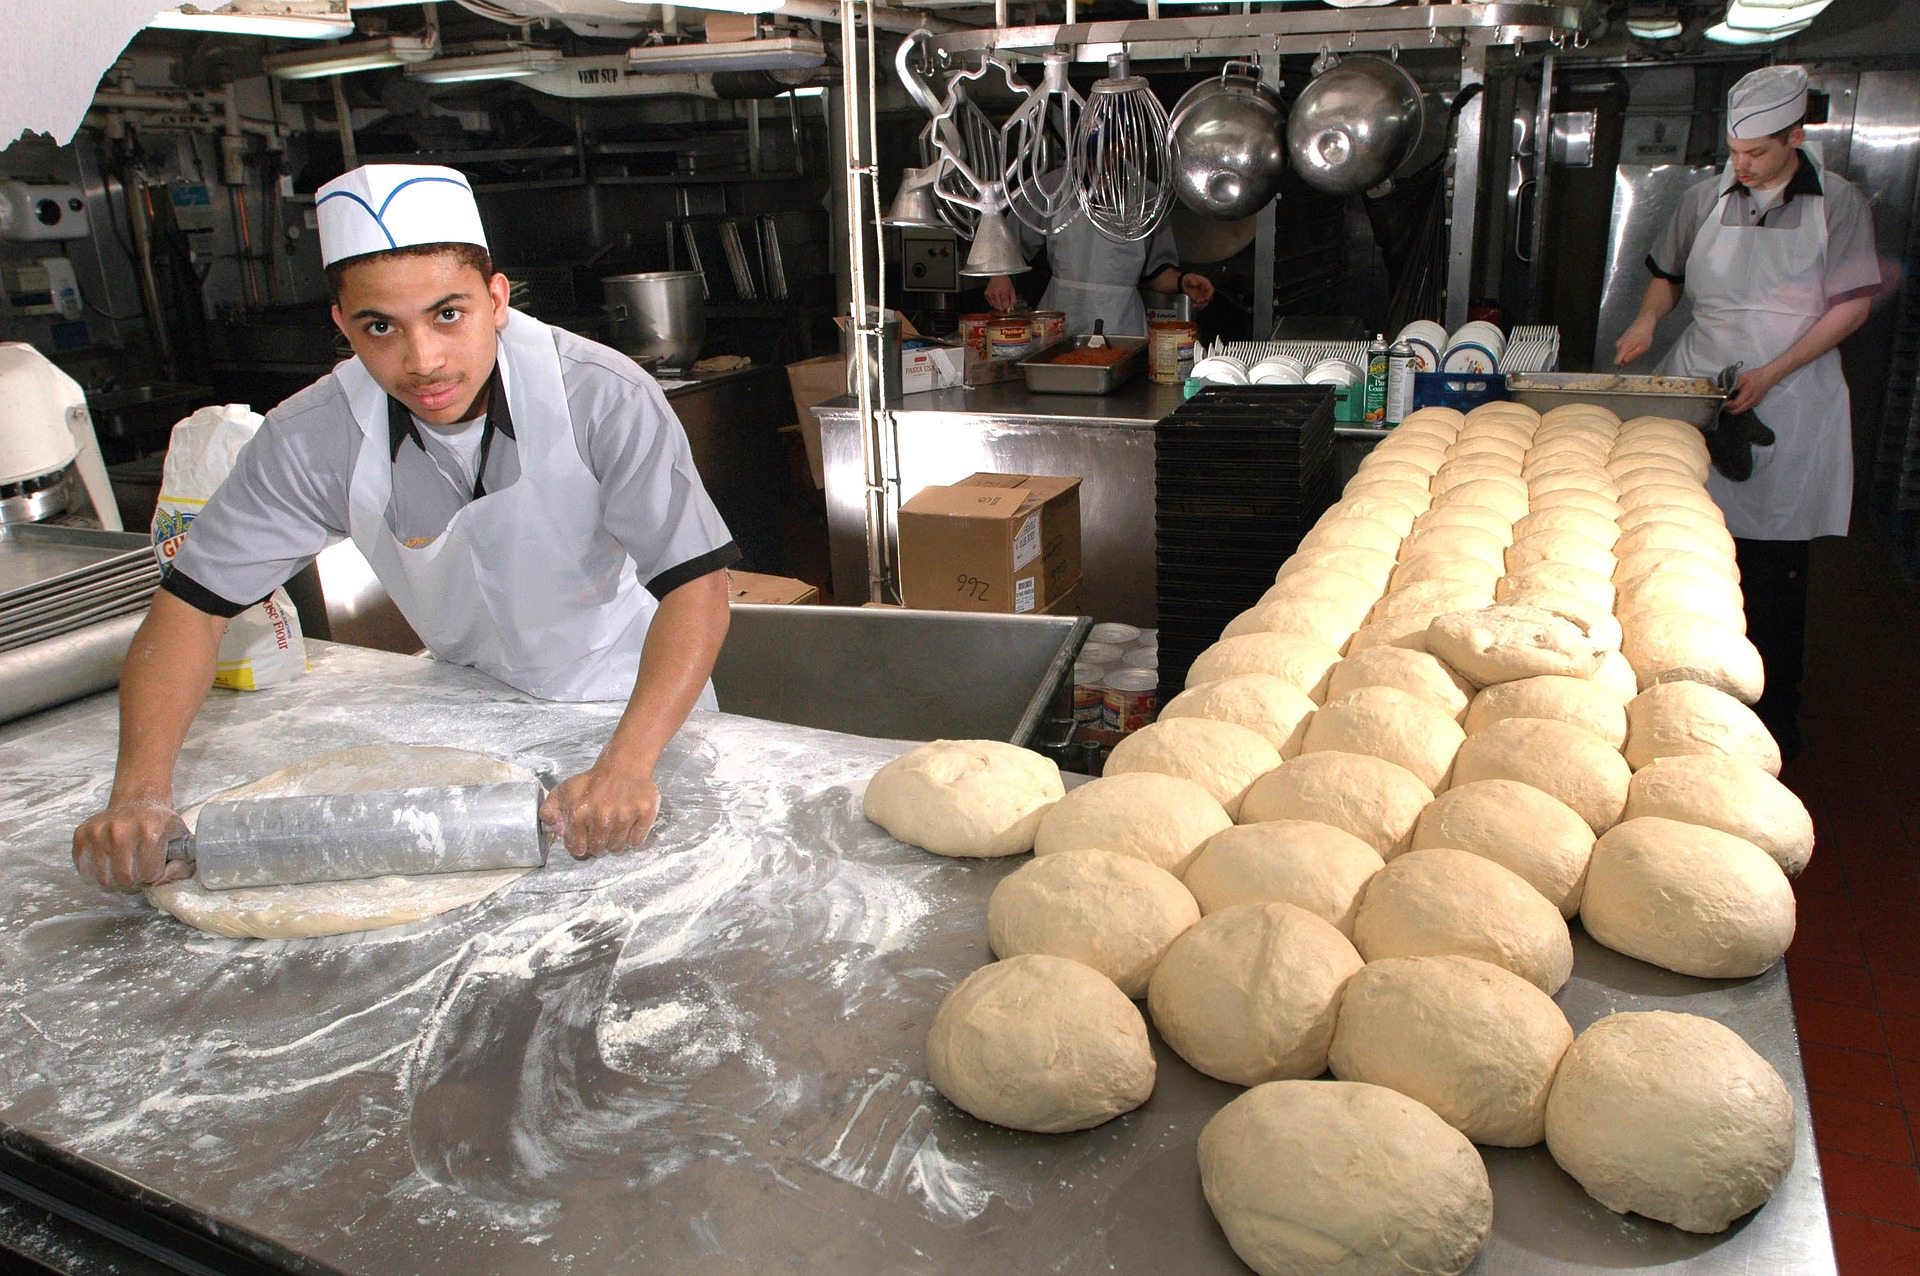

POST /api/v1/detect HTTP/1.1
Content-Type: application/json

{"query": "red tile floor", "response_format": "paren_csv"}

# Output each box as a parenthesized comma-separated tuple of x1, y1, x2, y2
(1780, 526, 1920, 1273)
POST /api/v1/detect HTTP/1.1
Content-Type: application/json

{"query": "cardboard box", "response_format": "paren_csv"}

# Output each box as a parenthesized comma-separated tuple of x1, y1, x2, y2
(898, 473, 1082, 614)
(704, 14, 759, 41)
(784, 355, 845, 490)
(726, 569, 820, 605)
(901, 340, 964, 395)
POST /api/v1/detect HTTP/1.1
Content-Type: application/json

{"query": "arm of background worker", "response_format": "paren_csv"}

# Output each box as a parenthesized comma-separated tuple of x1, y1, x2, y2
(1725, 295, 1873, 413)
(71, 592, 229, 890)
(1613, 276, 1682, 366)
(539, 568, 730, 858)
(1144, 267, 1216, 310)
(984, 275, 1018, 311)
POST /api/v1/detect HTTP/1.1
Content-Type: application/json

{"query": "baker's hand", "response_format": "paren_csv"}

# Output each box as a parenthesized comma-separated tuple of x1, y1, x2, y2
(1725, 364, 1783, 415)
(540, 764, 661, 859)
(73, 799, 193, 891)
(1181, 272, 1216, 311)
(984, 275, 1017, 312)
(1614, 315, 1656, 366)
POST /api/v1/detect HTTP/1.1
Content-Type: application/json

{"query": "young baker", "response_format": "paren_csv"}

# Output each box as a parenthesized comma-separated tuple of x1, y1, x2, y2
(73, 164, 739, 888)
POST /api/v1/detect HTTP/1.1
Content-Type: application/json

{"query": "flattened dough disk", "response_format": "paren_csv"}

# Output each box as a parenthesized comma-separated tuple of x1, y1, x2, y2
(147, 746, 537, 939)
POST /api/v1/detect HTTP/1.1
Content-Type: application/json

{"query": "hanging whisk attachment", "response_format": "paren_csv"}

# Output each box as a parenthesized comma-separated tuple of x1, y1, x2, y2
(1071, 51, 1174, 244)
(1000, 52, 1086, 236)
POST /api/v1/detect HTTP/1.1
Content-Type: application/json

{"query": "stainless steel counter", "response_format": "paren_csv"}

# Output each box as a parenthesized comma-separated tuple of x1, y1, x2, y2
(812, 381, 1383, 625)
(0, 642, 1833, 1274)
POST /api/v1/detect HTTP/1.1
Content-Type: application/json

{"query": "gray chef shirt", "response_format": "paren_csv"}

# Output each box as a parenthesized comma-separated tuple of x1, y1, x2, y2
(165, 322, 739, 617)
(1644, 152, 1882, 306)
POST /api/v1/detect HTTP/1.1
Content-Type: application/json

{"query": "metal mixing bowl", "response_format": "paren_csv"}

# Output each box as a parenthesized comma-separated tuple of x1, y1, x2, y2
(1168, 64, 1288, 220)
(1286, 55, 1426, 196)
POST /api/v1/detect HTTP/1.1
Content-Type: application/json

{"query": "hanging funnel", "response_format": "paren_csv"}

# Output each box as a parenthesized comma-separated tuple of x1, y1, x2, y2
(959, 209, 1029, 276)
(881, 165, 945, 227)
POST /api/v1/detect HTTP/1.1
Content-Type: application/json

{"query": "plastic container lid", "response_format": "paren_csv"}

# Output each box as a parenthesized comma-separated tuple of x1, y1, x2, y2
(1090, 622, 1142, 644)
(1105, 667, 1159, 693)
(1079, 641, 1125, 665)
(1074, 661, 1105, 686)
(1122, 648, 1159, 669)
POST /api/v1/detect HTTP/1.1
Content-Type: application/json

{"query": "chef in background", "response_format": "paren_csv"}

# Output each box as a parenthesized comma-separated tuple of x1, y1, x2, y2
(985, 200, 1215, 337)
(1614, 65, 1881, 758)
(73, 164, 739, 889)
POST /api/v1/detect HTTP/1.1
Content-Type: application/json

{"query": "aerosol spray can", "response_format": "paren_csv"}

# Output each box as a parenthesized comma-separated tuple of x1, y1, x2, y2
(1385, 337, 1418, 425)
(1363, 333, 1389, 424)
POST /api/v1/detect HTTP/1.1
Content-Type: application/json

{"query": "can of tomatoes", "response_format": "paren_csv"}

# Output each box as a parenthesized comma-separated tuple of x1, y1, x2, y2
(1148, 320, 1198, 384)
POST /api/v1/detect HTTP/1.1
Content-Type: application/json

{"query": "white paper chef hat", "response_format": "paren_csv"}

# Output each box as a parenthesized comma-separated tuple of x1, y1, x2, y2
(316, 164, 488, 267)
(1727, 66, 1809, 140)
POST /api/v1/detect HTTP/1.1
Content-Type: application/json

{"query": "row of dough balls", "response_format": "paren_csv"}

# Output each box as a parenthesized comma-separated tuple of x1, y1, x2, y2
(1222, 402, 1762, 703)
(867, 749, 1794, 1270)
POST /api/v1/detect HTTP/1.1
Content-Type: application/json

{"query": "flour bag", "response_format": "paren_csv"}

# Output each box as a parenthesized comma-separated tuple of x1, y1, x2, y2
(152, 404, 306, 689)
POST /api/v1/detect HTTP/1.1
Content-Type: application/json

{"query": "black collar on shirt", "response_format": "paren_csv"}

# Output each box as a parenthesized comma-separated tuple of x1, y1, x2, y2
(1720, 148, 1824, 207)
(385, 363, 516, 465)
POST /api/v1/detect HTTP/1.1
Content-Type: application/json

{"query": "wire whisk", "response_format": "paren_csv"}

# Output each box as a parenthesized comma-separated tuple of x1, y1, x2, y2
(1071, 51, 1174, 244)
(1000, 52, 1085, 236)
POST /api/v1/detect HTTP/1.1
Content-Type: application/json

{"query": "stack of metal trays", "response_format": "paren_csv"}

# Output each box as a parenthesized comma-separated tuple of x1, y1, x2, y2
(0, 525, 159, 655)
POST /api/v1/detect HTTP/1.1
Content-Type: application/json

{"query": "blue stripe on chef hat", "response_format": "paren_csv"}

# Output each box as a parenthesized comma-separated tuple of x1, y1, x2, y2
(317, 175, 474, 250)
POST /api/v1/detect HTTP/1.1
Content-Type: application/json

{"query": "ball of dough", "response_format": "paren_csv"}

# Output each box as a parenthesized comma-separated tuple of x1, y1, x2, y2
(988, 850, 1200, 997)
(1450, 717, 1632, 834)
(1390, 552, 1504, 597)
(1412, 779, 1594, 917)
(1330, 955, 1574, 1146)
(1616, 571, 1746, 631)
(1324, 645, 1474, 722)
(1302, 685, 1466, 791)
(1354, 457, 1439, 487)
(1431, 465, 1526, 500)
(1277, 546, 1398, 593)
(1240, 751, 1434, 857)
(1183, 820, 1386, 935)
(1622, 610, 1765, 705)
(1344, 616, 1434, 654)
(1345, 476, 1434, 514)
(1529, 469, 1620, 502)
(1512, 507, 1620, 549)
(1624, 680, 1781, 775)
(1529, 486, 1625, 522)
(1614, 549, 1737, 592)
(1300, 514, 1405, 557)
(865, 740, 1063, 857)
(926, 955, 1155, 1133)
(1625, 754, 1813, 876)
(1200, 1080, 1493, 1276)
(1159, 675, 1318, 756)
(1104, 719, 1282, 820)
(1466, 675, 1628, 750)
(1545, 1011, 1794, 1233)
(1619, 501, 1728, 537)
(1505, 531, 1618, 581)
(1433, 478, 1530, 522)
(1148, 902, 1364, 1084)
(1495, 587, 1623, 655)
(1352, 847, 1575, 994)
(1581, 817, 1795, 978)
(1426, 604, 1609, 687)
(1032, 771, 1231, 878)
(1618, 483, 1721, 515)
(1615, 519, 1736, 564)
(1261, 564, 1388, 608)
(1187, 632, 1343, 699)
(1496, 559, 1619, 611)
(1413, 502, 1515, 544)
(1371, 580, 1495, 626)
(1398, 525, 1508, 571)
(1331, 497, 1418, 538)
(1221, 595, 1366, 653)
(1593, 649, 1641, 704)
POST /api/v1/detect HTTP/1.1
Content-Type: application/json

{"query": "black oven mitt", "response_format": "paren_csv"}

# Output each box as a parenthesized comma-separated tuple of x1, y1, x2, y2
(1706, 410, 1775, 482)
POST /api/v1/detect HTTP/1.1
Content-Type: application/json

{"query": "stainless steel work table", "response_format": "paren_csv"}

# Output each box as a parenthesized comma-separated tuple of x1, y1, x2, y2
(812, 381, 1381, 626)
(0, 641, 1833, 1274)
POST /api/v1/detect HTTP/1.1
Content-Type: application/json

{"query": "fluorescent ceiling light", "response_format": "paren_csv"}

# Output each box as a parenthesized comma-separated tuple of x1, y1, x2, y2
(1704, 17, 1810, 40)
(408, 47, 565, 84)
(150, 6, 356, 38)
(627, 36, 825, 74)
(263, 33, 436, 78)
(1727, 0, 1832, 27)
(1625, 17, 1686, 37)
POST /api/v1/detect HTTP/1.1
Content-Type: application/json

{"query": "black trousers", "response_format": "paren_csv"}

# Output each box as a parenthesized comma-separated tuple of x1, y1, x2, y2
(1732, 538, 1810, 747)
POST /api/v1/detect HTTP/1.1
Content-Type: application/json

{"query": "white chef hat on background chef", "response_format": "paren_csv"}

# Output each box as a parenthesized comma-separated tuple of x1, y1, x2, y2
(1727, 66, 1809, 140)
(316, 164, 489, 267)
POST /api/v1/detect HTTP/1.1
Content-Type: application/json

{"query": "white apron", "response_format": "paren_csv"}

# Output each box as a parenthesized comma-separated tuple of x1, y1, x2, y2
(338, 310, 714, 706)
(1654, 162, 1853, 540)
(1039, 210, 1151, 338)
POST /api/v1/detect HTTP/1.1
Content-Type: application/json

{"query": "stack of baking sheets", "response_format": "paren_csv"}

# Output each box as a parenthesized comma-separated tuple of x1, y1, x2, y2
(0, 525, 159, 655)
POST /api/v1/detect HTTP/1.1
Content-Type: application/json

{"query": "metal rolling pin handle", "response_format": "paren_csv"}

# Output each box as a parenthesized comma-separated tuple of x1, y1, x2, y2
(166, 781, 551, 892)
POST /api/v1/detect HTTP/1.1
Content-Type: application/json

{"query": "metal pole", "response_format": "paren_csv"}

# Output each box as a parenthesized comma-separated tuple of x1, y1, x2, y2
(1527, 52, 1555, 320)
(841, 0, 897, 603)
(330, 75, 357, 170)
(1445, 45, 1486, 331)
(1253, 58, 1281, 337)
